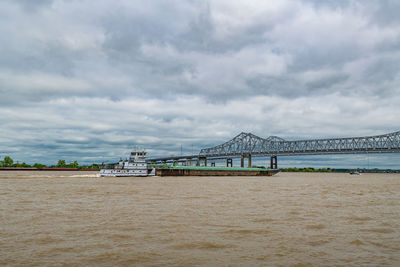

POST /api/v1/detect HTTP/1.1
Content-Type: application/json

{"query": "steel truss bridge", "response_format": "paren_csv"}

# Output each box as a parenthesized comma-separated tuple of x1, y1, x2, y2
(148, 131, 400, 168)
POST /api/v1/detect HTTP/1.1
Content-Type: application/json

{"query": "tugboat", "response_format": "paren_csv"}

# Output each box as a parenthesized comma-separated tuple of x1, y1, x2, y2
(100, 151, 156, 177)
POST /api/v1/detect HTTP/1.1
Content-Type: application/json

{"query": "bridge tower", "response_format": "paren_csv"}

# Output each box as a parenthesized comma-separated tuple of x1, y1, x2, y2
(241, 154, 252, 168)
(270, 156, 278, 169)
(226, 158, 233, 167)
(197, 156, 207, 167)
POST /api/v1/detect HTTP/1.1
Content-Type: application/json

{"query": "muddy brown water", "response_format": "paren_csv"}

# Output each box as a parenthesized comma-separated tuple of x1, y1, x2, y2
(0, 171, 399, 266)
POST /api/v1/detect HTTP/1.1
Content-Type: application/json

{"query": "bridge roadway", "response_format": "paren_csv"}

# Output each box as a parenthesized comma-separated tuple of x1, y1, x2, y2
(147, 131, 400, 168)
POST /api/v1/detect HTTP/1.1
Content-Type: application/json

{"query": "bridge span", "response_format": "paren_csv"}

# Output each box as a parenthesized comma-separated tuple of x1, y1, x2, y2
(147, 131, 400, 168)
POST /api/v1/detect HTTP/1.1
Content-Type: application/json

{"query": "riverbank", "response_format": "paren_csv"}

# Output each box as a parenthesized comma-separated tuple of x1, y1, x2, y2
(0, 167, 99, 171)
(281, 167, 400, 173)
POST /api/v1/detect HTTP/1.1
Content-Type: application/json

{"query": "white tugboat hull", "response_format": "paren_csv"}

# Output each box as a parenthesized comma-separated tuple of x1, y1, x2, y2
(99, 150, 156, 177)
(100, 168, 155, 177)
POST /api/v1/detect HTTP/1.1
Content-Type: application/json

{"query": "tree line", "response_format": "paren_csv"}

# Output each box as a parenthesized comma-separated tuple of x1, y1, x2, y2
(280, 167, 333, 172)
(0, 156, 99, 169)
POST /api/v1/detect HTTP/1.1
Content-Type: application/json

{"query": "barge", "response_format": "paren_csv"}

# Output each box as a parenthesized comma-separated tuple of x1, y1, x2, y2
(154, 166, 279, 176)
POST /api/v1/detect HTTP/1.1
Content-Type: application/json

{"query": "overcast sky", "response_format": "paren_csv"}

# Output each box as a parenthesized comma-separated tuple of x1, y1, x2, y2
(1, 0, 400, 166)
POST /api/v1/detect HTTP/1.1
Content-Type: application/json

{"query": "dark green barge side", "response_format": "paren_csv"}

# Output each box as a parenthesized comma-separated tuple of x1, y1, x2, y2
(155, 166, 279, 176)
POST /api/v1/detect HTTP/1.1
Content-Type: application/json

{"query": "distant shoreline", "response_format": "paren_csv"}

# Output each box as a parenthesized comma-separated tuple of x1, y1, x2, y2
(280, 167, 400, 173)
(0, 167, 99, 171)
(0, 167, 399, 173)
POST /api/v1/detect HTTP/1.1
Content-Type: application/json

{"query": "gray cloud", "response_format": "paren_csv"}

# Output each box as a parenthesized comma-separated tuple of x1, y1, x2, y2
(0, 0, 399, 166)
(11, 0, 54, 12)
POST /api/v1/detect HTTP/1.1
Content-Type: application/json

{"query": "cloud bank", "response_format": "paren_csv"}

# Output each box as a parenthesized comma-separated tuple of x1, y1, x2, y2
(1, 0, 399, 166)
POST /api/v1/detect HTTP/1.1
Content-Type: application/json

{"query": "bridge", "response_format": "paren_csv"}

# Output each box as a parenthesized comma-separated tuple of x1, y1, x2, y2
(147, 131, 400, 168)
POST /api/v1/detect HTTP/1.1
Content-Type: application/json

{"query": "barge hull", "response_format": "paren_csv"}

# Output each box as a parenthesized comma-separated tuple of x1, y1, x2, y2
(156, 168, 279, 176)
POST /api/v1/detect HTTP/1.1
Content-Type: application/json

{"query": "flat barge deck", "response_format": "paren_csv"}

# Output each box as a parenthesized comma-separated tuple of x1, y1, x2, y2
(155, 166, 279, 176)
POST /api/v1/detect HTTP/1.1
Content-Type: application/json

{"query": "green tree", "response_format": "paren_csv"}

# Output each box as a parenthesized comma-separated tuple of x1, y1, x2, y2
(33, 163, 46, 169)
(89, 164, 99, 169)
(68, 160, 79, 168)
(14, 162, 31, 167)
(56, 160, 66, 167)
(3, 156, 14, 167)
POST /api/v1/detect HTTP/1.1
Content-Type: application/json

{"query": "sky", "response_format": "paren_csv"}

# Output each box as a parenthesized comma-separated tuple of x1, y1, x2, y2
(0, 0, 400, 167)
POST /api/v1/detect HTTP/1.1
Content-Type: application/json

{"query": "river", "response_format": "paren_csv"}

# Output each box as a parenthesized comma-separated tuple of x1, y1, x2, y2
(0, 171, 399, 266)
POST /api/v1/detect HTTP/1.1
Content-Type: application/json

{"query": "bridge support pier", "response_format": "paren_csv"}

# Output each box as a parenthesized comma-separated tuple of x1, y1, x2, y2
(186, 158, 192, 166)
(197, 157, 207, 167)
(226, 158, 233, 167)
(241, 155, 252, 168)
(270, 156, 278, 169)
